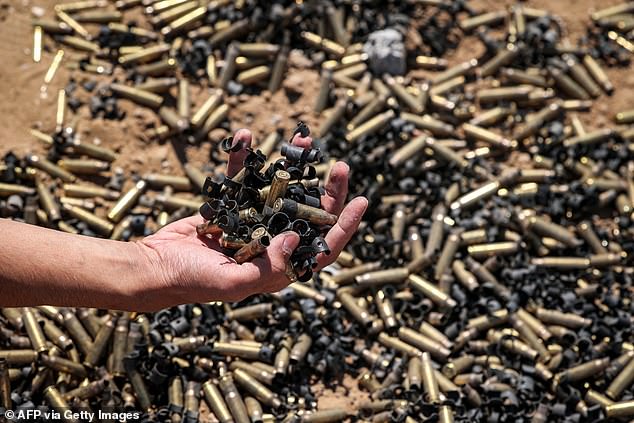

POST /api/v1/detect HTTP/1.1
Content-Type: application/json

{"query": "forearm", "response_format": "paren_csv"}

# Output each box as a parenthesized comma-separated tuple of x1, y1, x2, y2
(0, 219, 159, 310)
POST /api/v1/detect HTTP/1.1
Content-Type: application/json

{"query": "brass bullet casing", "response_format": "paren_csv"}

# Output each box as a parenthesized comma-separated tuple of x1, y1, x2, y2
(41, 354, 87, 378)
(480, 43, 520, 77)
(565, 55, 602, 98)
(586, 389, 614, 409)
(36, 178, 62, 223)
(58, 159, 109, 175)
(398, 327, 451, 361)
(402, 113, 457, 138)
(303, 408, 348, 423)
(354, 267, 409, 287)
(467, 309, 509, 332)
(462, 123, 516, 149)
(345, 109, 395, 143)
(467, 242, 518, 259)
(111, 315, 128, 377)
(408, 274, 457, 309)
(415, 55, 448, 70)
(183, 163, 207, 192)
(421, 352, 440, 403)
(510, 314, 549, 359)
(137, 77, 178, 93)
(477, 84, 533, 103)
(606, 400, 634, 418)
(452, 260, 478, 291)
(161, 6, 207, 36)
(226, 303, 273, 321)
(108, 22, 158, 40)
(62, 378, 106, 401)
(615, 108, 634, 124)
(388, 135, 428, 168)
(22, 308, 48, 353)
(41, 318, 73, 350)
(84, 315, 114, 367)
(191, 89, 223, 129)
(230, 361, 274, 385)
(438, 405, 454, 423)
(563, 128, 615, 148)
(429, 75, 464, 96)
(245, 396, 263, 422)
(487, 330, 538, 360)
(300, 31, 345, 57)
(62, 184, 120, 201)
(589, 253, 622, 267)
(233, 230, 270, 264)
(0, 350, 38, 365)
(196, 221, 223, 237)
(384, 74, 424, 113)
(268, 44, 289, 93)
(327, 262, 381, 286)
(33, 18, 72, 34)
(110, 83, 163, 108)
(77, 308, 102, 338)
(606, 353, 634, 399)
(73, 10, 122, 23)
(314, 70, 332, 113)
(378, 333, 421, 357)
(318, 97, 348, 138)
(263, 169, 290, 215)
(218, 43, 239, 89)
(273, 198, 337, 226)
(202, 381, 233, 423)
(289, 333, 311, 364)
(62, 204, 114, 237)
(28, 154, 76, 183)
(348, 93, 387, 130)
(582, 54, 614, 94)
(119, 43, 170, 66)
(61, 309, 93, 356)
(443, 355, 476, 378)
(0, 182, 36, 197)
(338, 291, 373, 327)
(233, 369, 281, 408)
(514, 102, 562, 140)
(374, 289, 397, 330)
(531, 257, 590, 269)
(451, 181, 498, 212)
(213, 342, 262, 360)
(146, 174, 192, 192)
(407, 356, 422, 390)
(107, 180, 147, 223)
(135, 58, 178, 76)
(159, 106, 190, 132)
(219, 374, 250, 423)
(459, 10, 507, 32)
(549, 67, 590, 100)
(431, 58, 478, 85)
(236, 65, 271, 85)
(556, 357, 610, 383)
(535, 307, 591, 328)
(45, 386, 79, 423)
(419, 321, 453, 349)
(435, 232, 461, 280)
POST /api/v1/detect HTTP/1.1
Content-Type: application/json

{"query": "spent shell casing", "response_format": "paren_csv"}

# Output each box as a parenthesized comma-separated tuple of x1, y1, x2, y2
(606, 353, 634, 399)
(22, 308, 48, 353)
(233, 369, 281, 408)
(110, 83, 163, 108)
(421, 352, 440, 403)
(202, 381, 233, 423)
(583, 54, 614, 94)
(398, 327, 451, 361)
(107, 180, 147, 223)
(62, 204, 114, 237)
(28, 154, 76, 183)
(233, 235, 270, 264)
(606, 400, 634, 418)
(218, 374, 250, 423)
(36, 178, 62, 222)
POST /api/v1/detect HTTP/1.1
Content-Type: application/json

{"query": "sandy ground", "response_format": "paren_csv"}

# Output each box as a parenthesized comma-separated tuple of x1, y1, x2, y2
(0, 0, 633, 414)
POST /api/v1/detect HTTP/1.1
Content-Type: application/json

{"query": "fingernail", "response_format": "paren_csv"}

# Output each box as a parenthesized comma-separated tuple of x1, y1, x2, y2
(282, 232, 298, 256)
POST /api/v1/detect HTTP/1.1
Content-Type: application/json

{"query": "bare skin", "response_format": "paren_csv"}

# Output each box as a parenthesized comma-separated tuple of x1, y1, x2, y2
(0, 129, 368, 311)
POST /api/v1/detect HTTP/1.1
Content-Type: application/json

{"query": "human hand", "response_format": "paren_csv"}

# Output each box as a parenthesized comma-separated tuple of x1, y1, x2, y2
(136, 128, 368, 310)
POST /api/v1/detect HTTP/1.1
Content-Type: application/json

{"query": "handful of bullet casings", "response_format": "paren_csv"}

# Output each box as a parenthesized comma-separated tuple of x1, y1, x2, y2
(196, 123, 334, 280)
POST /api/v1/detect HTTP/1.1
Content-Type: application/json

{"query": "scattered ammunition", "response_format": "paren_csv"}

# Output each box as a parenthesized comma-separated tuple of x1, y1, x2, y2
(107, 180, 147, 222)
(110, 83, 164, 108)
(534, 307, 591, 328)
(345, 109, 395, 143)
(28, 154, 76, 183)
(583, 54, 614, 94)
(606, 400, 634, 418)
(460, 10, 507, 32)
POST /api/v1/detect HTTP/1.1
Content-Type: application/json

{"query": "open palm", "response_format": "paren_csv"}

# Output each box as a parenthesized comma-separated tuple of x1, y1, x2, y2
(138, 128, 368, 309)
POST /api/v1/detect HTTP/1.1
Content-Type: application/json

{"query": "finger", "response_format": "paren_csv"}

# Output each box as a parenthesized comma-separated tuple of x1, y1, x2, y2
(227, 128, 252, 178)
(224, 232, 300, 297)
(291, 132, 312, 149)
(317, 196, 368, 269)
(321, 161, 349, 216)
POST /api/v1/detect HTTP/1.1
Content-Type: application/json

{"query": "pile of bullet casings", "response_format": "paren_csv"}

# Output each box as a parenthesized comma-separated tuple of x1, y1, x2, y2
(197, 122, 333, 280)
(1, 0, 634, 421)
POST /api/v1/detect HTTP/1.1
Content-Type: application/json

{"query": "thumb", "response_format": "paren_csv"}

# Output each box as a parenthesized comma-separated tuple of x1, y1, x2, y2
(266, 231, 300, 272)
